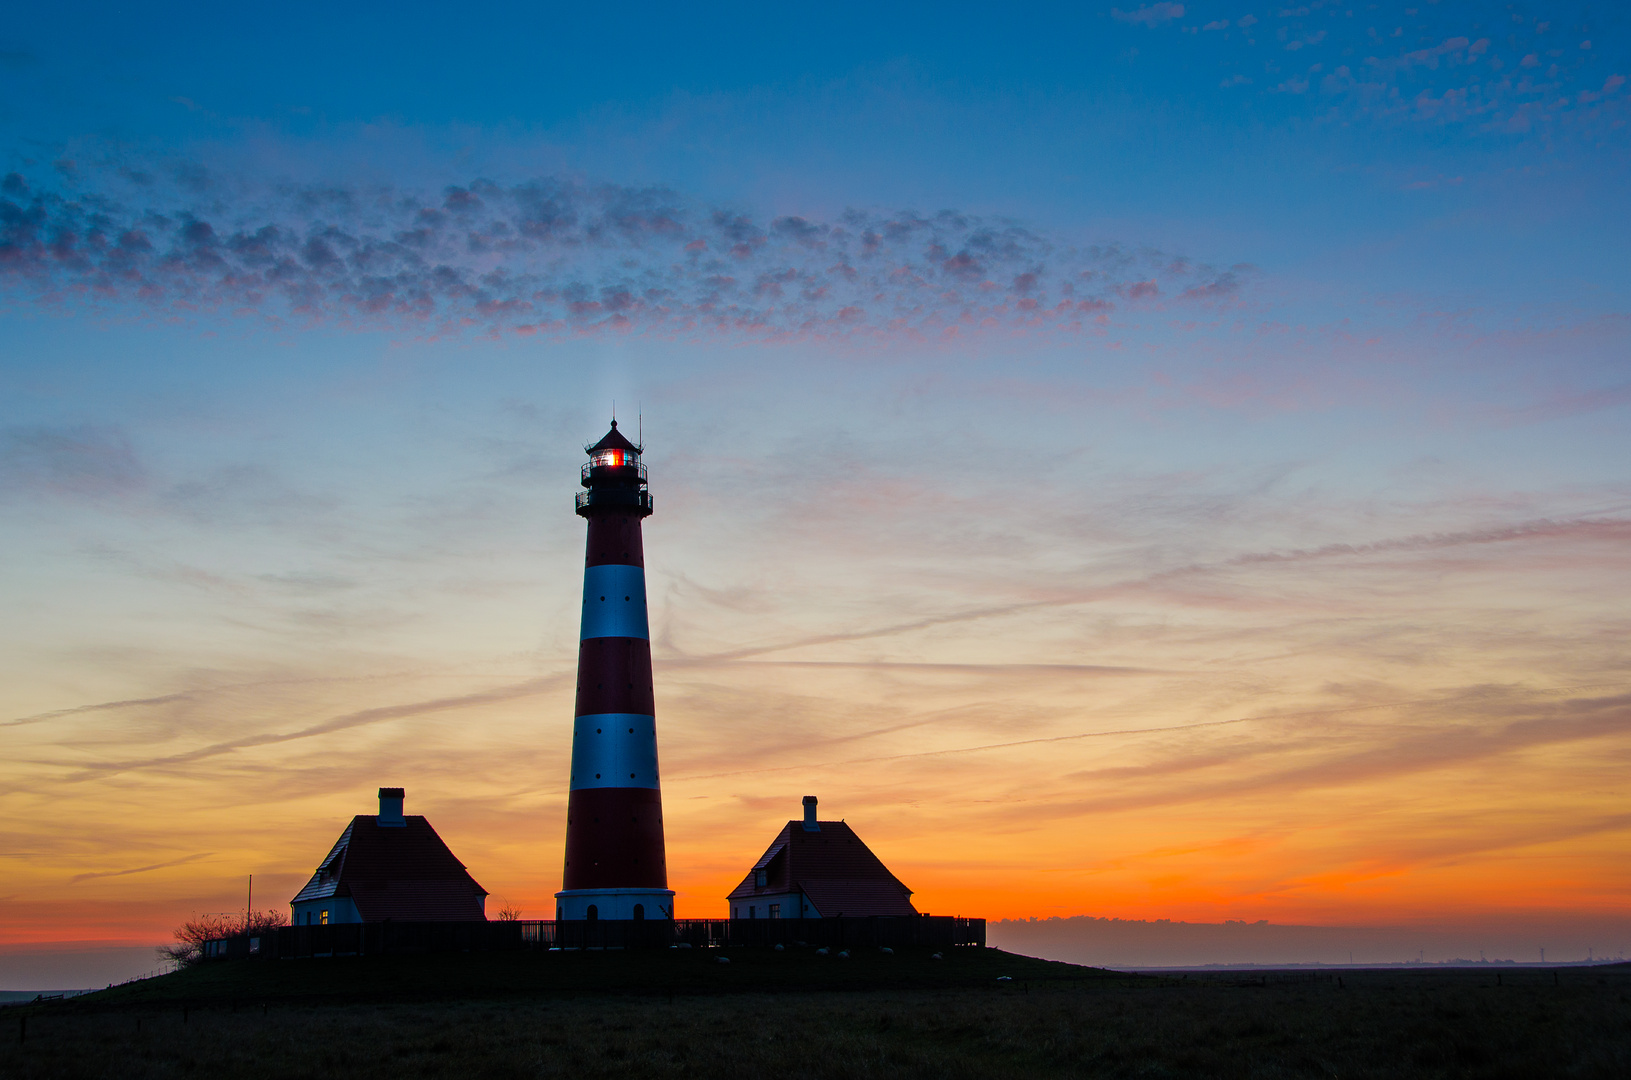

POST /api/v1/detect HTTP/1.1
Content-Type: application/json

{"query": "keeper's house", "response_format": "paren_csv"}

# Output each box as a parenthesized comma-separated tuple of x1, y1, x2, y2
(727, 796, 917, 919)
(290, 788, 488, 925)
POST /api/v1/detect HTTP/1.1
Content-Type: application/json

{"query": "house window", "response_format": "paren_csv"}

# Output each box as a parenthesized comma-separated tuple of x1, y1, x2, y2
(733, 907, 740, 918)
(755, 869, 768, 887)
(633, 904, 645, 921)
(749, 905, 756, 919)
(769, 904, 780, 919)
(320, 910, 329, 925)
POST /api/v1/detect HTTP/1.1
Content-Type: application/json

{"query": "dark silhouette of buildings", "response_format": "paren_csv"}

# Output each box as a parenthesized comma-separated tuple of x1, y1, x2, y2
(727, 796, 917, 919)
(289, 787, 487, 924)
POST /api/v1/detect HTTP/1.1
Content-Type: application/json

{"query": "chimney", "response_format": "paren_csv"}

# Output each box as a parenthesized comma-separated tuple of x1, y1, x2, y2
(802, 795, 820, 832)
(378, 787, 406, 827)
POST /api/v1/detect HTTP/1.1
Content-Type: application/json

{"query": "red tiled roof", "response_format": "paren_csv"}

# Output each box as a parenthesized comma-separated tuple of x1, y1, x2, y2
(290, 815, 488, 922)
(726, 821, 916, 917)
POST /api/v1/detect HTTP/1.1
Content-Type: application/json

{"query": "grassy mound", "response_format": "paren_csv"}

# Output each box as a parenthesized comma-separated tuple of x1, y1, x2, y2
(84, 945, 1115, 1007)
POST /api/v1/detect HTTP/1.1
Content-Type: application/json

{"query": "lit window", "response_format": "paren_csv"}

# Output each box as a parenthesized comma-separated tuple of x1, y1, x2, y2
(769, 904, 780, 919)
(320, 910, 329, 925)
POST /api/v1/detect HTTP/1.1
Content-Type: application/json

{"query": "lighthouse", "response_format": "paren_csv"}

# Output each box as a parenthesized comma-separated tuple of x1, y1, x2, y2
(555, 421, 674, 922)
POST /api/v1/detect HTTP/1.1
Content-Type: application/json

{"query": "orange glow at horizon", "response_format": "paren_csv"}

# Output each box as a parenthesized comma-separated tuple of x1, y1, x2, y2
(4, 621, 1628, 944)
(3, 424, 1628, 948)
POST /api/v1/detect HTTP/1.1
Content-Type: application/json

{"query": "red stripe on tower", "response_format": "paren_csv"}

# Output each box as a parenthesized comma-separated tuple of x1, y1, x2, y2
(555, 420, 675, 922)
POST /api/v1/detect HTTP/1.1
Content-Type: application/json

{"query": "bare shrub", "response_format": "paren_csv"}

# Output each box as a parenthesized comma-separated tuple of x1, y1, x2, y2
(495, 902, 522, 922)
(159, 909, 289, 968)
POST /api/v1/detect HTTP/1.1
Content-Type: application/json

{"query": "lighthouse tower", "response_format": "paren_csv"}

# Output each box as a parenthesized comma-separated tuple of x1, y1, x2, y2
(555, 421, 674, 922)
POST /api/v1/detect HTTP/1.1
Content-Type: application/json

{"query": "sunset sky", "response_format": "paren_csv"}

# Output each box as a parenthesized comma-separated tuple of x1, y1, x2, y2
(3, 0, 1629, 964)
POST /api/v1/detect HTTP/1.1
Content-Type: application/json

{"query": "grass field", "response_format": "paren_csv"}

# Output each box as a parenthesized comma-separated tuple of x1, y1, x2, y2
(3, 949, 1628, 1078)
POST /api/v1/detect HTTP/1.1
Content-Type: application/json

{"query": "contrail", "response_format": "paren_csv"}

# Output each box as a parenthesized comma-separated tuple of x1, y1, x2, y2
(69, 851, 215, 883)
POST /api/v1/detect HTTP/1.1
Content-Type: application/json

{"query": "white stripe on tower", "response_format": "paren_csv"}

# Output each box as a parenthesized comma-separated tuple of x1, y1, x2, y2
(579, 565, 650, 640)
(569, 713, 660, 788)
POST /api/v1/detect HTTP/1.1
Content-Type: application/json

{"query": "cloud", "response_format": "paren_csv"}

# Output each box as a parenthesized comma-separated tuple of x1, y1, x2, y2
(1393, 37, 1472, 72)
(51, 675, 569, 783)
(69, 852, 213, 884)
(669, 715, 1260, 783)
(1178, 269, 1247, 299)
(1223, 515, 1631, 567)
(0, 168, 1236, 343)
(1136, 8, 1626, 137)
(1112, 3, 1185, 26)
(1577, 74, 1626, 105)
(1495, 382, 1631, 425)
(1032, 689, 1631, 821)
(0, 424, 144, 499)
(5, 692, 193, 729)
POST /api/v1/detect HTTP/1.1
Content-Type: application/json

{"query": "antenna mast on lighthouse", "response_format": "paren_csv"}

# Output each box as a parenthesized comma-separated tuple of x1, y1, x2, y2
(556, 420, 673, 922)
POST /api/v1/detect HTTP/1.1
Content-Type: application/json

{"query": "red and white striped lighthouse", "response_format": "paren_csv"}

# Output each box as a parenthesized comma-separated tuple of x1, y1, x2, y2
(555, 421, 674, 922)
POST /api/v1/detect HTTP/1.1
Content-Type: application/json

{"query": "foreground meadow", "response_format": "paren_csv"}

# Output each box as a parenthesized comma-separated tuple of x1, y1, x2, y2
(3, 950, 1627, 1078)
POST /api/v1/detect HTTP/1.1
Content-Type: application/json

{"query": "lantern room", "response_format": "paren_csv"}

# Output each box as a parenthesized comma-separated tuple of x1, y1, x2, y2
(577, 420, 653, 516)
(590, 447, 637, 469)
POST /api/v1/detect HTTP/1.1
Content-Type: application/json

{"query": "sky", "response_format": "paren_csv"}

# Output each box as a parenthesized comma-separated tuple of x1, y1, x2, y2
(2, 0, 1629, 973)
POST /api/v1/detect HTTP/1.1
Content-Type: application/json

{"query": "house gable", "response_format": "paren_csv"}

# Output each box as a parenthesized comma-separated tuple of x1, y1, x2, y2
(289, 806, 488, 924)
(727, 817, 916, 918)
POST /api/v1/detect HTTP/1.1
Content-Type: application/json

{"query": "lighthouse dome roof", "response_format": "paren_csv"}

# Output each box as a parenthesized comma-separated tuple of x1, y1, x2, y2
(587, 420, 641, 455)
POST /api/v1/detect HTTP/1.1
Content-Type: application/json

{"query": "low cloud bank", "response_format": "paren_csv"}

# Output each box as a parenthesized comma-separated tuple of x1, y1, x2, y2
(0, 943, 167, 992)
(0, 167, 1245, 340)
(991, 915, 1631, 969)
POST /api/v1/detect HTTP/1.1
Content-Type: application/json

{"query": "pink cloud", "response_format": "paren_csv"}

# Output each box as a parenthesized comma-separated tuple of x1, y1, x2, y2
(0, 167, 1243, 343)
(1112, 3, 1184, 27)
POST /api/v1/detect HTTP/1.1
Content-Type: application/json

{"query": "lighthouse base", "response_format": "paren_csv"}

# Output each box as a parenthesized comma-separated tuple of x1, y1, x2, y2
(555, 888, 675, 922)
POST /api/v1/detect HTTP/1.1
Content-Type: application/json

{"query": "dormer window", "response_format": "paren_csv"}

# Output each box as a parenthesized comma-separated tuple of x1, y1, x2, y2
(755, 868, 768, 888)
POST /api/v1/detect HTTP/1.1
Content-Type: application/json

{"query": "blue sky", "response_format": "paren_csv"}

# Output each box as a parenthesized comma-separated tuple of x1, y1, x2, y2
(2, 1, 1629, 956)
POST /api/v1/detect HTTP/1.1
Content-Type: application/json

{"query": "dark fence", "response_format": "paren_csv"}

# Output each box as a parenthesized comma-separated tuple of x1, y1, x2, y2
(202, 916, 984, 960)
